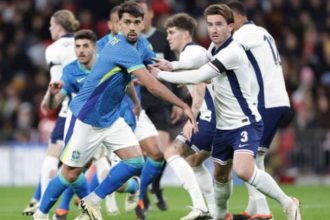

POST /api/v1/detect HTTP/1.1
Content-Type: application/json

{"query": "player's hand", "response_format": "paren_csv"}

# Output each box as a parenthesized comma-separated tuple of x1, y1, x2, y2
(149, 58, 173, 71)
(182, 104, 198, 140)
(148, 66, 161, 78)
(49, 80, 64, 95)
(171, 105, 183, 124)
(133, 104, 141, 119)
(182, 120, 197, 141)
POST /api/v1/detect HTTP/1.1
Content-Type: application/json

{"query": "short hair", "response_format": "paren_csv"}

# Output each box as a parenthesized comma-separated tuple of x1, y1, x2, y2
(227, 1, 247, 16)
(74, 29, 97, 44)
(118, 1, 144, 20)
(52, 10, 80, 32)
(165, 13, 197, 36)
(204, 4, 234, 24)
(133, 0, 152, 10)
(109, 5, 121, 19)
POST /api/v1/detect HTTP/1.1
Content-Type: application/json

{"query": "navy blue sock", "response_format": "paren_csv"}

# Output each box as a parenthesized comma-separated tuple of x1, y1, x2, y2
(94, 157, 144, 199)
(39, 174, 70, 214)
(139, 157, 164, 200)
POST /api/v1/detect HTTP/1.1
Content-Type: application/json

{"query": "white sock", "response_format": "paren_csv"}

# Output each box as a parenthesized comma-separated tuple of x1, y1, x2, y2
(85, 192, 103, 206)
(105, 192, 119, 213)
(248, 167, 292, 208)
(95, 157, 111, 182)
(214, 179, 233, 219)
(167, 155, 208, 211)
(192, 164, 216, 217)
(249, 150, 271, 214)
(40, 156, 59, 196)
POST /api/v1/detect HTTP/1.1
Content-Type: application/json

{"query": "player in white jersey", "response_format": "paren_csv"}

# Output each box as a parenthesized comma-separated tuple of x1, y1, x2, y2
(22, 10, 79, 216)
(151, 13, 216, 220)
(228, 2, 291, 219)
(150, 4, 301, 220)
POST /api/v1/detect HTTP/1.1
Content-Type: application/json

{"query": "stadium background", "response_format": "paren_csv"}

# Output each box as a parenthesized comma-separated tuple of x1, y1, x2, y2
(0, 0, 330, 186)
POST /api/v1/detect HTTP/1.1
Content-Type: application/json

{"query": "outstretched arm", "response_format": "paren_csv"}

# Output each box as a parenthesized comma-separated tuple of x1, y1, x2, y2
(132, 68, 198, 139)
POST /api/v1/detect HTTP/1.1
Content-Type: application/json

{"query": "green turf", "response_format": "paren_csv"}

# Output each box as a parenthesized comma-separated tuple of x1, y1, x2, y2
(0, 185, 329, 219)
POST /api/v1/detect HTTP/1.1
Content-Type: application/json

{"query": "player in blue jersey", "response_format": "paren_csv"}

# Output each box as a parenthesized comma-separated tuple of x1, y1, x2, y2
(96, 6, 171, 220)
(33, 2, 196, 220)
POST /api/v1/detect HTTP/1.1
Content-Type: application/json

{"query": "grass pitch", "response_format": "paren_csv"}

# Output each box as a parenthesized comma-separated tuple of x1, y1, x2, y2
(0, 185, 329, 219)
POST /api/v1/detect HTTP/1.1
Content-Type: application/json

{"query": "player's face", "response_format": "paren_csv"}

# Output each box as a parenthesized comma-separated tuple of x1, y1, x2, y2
(206, 14, 233, 47)
(137, 2, 153, 32)
(120, 13, 144, 43)
(108, 12, 120, 34)
(75, 39, 96, 67)
(166, 27, 185, 53)
(49, 17, 61, 40)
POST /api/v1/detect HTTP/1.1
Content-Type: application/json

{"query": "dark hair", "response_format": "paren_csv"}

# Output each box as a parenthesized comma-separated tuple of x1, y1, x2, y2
(227, 1, 247, 16)
(204, 4, 234, 24)
(118, 1, 144, 20)
(109, 5, 121, 19)
(52, 10, 80, 32)
(165, 13, 197, 36)
(133, 0, 152, 10)
(74, 29, 97, 44)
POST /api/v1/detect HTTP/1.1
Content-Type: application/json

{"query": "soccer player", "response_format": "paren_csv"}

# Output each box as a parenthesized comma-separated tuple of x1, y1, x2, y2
(22, 9, 79, 216)
(152, 12, 216, 219)
(150, 4, 301, 220)
(227, 1, 291, 219)
(97, 5, 170, 220)
(32, 2, 196, 220)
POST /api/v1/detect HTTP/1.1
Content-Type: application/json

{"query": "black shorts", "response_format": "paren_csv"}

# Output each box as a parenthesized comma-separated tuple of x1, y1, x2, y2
(144, 107, 171, 132)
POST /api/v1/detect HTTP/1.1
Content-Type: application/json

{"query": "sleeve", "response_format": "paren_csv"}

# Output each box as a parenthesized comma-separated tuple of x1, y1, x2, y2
(158, 63, 219, 84)
(172, 46, 209, 70)
(233, 27, 263, 50)
(45, 45, 63, 81)
(142, 39, 156, 66)
(60, 66, 73, 95)
(113, 42, 145, 74)
(212, 45, 242, 72)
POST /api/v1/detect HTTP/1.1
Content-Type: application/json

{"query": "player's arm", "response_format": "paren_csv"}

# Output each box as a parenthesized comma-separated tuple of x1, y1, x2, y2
(150, 52, 209, 71)
(191, 83, 206, 118)
(150, 59, 220, 85)
(126, 81, 141, 118)
(44, 80, 66, 109)
(132, 68, 198, 138)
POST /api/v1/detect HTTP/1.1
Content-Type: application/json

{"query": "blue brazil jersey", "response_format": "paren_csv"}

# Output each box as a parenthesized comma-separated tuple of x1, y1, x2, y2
(70, 34, 145, 127)
(94, 33, 155, 129)
(61, 60, 90, 97)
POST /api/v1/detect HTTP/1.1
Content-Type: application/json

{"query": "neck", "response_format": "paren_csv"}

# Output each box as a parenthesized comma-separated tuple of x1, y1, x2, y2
(84, 55, 96, 70)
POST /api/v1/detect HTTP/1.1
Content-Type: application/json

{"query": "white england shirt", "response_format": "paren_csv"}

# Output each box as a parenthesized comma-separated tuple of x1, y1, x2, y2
(158, 37, 261, 130)
(179, 43, 214, 121)
(45, 35, 76, 117)
(233, 22, 290, 109)
(208, 37, 261, 129)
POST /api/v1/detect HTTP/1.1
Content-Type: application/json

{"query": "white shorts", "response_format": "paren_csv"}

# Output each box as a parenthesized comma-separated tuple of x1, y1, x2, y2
(134, 110, 159, 141)
(61, 110, 139, 167)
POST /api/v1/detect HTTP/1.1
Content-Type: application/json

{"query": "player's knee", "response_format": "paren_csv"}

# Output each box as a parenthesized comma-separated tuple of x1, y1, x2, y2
(234, 166, 253, 181)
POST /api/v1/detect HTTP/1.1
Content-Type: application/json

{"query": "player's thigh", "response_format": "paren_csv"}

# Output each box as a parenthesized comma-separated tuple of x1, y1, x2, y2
(135, 110, 159, 141)
(103, 117, 141, 159)
(61, 116, 104, 168)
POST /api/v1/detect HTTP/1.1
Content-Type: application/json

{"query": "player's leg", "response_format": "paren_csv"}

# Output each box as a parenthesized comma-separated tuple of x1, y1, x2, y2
(33, 113, 96, 219)
(134, 110, 165, 219)
(164, 139, 211, 220)
(40, 117, 66, 196)
(233, 121, 300, 220)
(184, 118, 216, 218)
(80, 118, 144, 220)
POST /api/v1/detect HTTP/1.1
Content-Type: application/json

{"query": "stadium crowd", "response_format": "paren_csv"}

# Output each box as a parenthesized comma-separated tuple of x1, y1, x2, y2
(0, 0, 330, 174)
